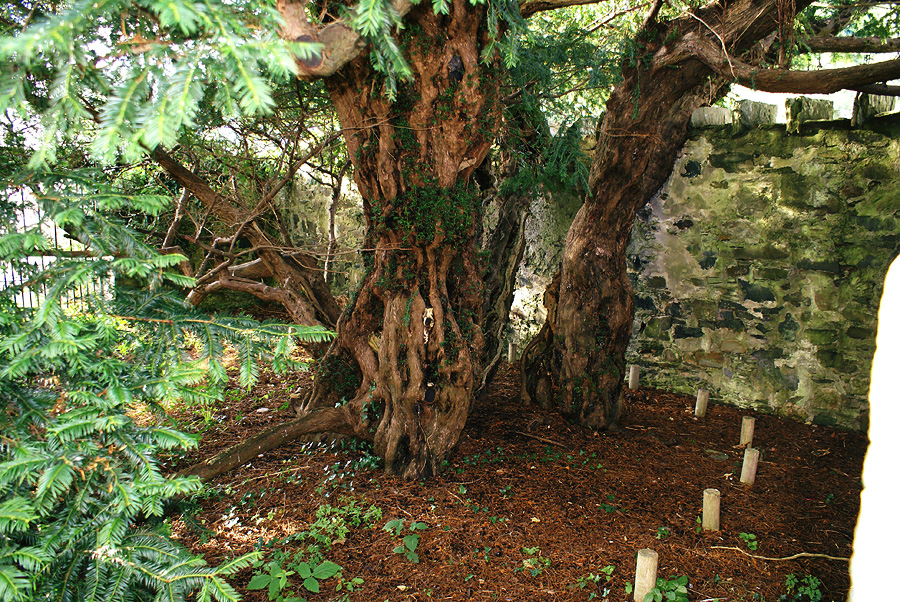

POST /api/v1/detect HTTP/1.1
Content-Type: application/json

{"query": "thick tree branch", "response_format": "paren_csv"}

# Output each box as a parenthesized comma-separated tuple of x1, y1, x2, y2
(801, 35, 900, 53)
(668, 34, 900, 94)
(278, 0, 413, 78)
(807, 3, 868, 38)
(854, 83, 900, 96)
(151, 147, 341, 327)
(642, 0, 666, 29)
(229, 258, 274, 280)
(519, 0, 604, 18)
(151, 148, 242, 225)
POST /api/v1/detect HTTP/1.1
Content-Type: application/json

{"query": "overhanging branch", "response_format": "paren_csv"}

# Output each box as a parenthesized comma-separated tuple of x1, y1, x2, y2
(853, 83, 900, 96)
(672, 34, 900, 94)
(801, 35, 900, 54)
(519, 0, 604, 18)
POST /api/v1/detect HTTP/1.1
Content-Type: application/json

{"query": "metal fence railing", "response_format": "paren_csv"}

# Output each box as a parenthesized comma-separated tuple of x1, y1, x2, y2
(2, 191, 111, 310)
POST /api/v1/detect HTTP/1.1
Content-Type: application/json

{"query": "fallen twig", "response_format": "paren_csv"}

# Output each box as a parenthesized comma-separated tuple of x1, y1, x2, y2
(711, 546, 849, 562)
(513, 431, 567, 448)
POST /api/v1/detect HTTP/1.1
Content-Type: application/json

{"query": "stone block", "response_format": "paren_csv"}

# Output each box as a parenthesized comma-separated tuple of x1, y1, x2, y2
(852, 92, 896, 127)
(691, 107, 733, 127)
(643, 316, 672, 339)
(846, 326, 873, 340)
(738, 279, 776, 303)
(806, 328, 839, 345)
(785, 97, 834, 134)
(733, 100, 777, 130)
(674, 325, 704, 339)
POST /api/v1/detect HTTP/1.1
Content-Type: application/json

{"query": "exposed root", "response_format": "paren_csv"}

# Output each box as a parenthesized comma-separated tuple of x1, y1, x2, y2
(180, 406, 360, 481)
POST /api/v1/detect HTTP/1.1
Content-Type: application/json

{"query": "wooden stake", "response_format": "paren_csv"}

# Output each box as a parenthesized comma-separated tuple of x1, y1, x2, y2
(507, 339, 517, 364)
(740, 416, 756, 447)
(634, 548, 659, 602)
(695, 389, 709, 418)
(702, 488, 721, 531)
(741, 447, 760, 485)
(629, 365, 640, 390)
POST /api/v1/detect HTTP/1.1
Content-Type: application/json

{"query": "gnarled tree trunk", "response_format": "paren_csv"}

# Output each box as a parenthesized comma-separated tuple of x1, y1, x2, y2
(294, 0, 499, 479)
(522, 0, 800, 428)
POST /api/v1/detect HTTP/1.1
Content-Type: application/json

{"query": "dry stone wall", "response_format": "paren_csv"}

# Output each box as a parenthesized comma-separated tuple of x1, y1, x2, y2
(626, 113, 900, 430)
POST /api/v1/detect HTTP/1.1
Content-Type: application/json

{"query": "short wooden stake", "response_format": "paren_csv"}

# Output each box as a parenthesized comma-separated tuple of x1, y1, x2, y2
(741, 447, 760, 485)
(702, 488, 720, 531)
(695, 389, 709, 418)
(629, 365, 640, 390)
(634, 548, 658, 602)
(740, 416, 756, 447)
(507, 339, 517, 364)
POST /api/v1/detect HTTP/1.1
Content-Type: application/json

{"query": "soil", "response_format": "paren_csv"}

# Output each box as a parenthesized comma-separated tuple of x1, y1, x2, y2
(170, 363, 865, 602)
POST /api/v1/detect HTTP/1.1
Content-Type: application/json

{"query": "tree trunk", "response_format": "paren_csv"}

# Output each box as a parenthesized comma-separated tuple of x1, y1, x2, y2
(477, 171, 529, 393)
(522, 0, 797, 428)
(296, 0, 499, 479)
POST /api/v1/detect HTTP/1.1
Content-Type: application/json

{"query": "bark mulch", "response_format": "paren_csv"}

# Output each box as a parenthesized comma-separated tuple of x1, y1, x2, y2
(170, 364, 865, 602)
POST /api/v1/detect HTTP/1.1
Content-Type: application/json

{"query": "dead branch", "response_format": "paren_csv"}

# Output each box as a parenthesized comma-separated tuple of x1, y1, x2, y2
(710, 546, 849, 562)
(513, 431, 568, 448)
(520, 0, 606, 18)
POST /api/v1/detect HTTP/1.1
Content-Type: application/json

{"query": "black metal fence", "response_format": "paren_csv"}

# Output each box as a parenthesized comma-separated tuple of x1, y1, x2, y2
(1, 191, 111, 309)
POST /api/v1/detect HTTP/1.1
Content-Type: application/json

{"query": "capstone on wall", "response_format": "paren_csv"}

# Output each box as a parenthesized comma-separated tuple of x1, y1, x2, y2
(626, 114, 900, 430)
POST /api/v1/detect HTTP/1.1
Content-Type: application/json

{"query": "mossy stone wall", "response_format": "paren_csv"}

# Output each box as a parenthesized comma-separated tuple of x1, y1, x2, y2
(626, 116, 900, 430)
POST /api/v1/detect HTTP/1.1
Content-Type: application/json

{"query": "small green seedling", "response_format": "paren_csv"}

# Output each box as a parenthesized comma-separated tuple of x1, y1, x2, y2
(336, 576, 365, 593)
(739, 532, 758, 551)
(384, 519, 428, 563)
(575, 565, 615, 600)
(656, 526, 671, 540)
(520, 546, 551, 576)
(644, 575, 689, 602)
(248, 559, 342, 600)
(782, 573, 823, 602)
(247, 560, 295, 602)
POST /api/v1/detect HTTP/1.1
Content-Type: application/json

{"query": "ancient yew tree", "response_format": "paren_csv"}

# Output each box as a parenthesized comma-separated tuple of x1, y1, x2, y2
(7, 0, 900, 484)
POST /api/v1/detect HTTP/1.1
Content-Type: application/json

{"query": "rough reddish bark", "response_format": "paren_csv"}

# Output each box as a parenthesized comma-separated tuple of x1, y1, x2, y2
(290, 0, 500, 479)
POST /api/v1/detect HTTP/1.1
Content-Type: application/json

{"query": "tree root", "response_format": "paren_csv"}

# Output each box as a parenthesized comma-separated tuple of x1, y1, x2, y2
(710, 546, 849, 562)
(180, 406, 359, 481)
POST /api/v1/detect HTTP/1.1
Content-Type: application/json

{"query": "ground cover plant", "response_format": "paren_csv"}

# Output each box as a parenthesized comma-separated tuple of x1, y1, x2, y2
(169, 365, 864, 602)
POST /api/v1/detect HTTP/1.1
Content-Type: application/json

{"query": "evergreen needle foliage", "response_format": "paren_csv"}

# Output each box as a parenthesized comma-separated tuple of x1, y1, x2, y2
(0, 172, 334, 601)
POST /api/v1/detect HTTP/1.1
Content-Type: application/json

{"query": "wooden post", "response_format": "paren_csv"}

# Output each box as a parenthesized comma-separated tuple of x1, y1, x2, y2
(702, 488, 720, 531)
(695, 389, 709, 418)
(740, 416, 756, 447)
(741, 447, 760, 485)
(629, 365, 640, 390)
(508, 339, 517, 364)
(634, 548, 659, 602)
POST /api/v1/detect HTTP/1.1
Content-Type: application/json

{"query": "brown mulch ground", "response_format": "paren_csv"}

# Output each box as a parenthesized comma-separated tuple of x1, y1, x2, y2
(170, 364, 865, 602)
